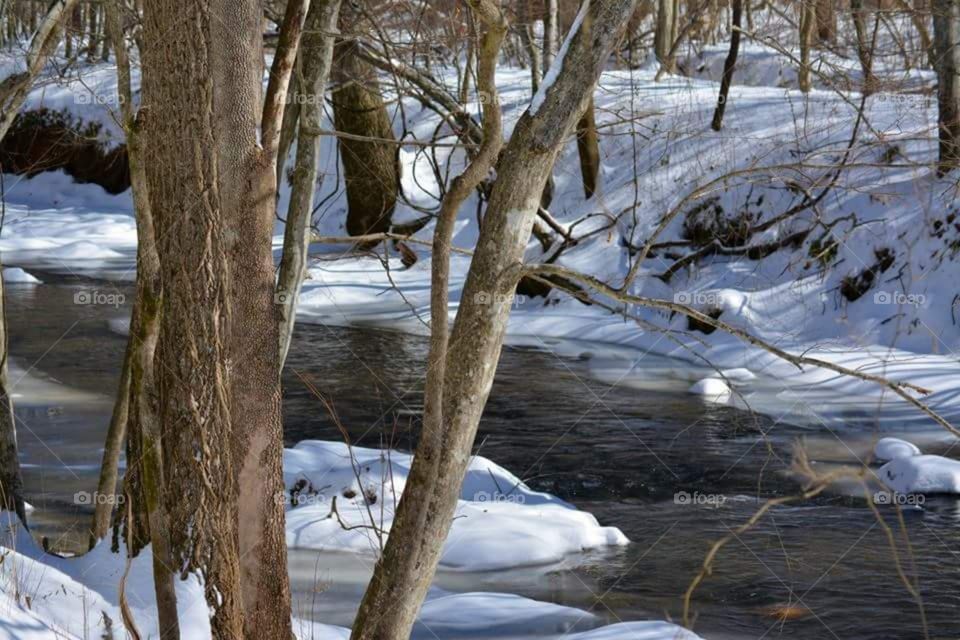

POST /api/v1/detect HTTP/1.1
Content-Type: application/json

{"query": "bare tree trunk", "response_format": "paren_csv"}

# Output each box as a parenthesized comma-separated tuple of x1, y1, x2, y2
(0, 0, 80, 142)
(543, 0, 558, 69)
(851, 0, 875, 94)
(332, 31, 399, 239)
(934, 0, 960, 173)
(815, 0, 835, 41)
(711, 0, 742, 130)
(102, 5, 179, 635)
(140, 0, 303, 632)
(575, 98, 599, 197)
(350, 2, 638, 639)
(517, 0, 541, 92)
(90, 343, 130, 542)
(655, 0, 678, 74)
(0, 269, 26, 525)
(798, 0, 816, 92)
(277, 0, 343, 369)
(227, 1, 307, 637)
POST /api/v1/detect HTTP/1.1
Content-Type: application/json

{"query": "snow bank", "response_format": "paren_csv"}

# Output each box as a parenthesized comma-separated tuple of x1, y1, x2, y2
(878, 454, 960, 495)
(689, 377, 732, 403)
(873, 437, 921, 462)
(2, 268, 40, 284)
(283, 441, 628, 571)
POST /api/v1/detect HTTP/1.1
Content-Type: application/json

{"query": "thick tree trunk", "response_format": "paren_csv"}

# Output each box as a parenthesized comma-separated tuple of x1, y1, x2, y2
(815, 0, 836, 41)
(711, 0, 742, 130)
(277, 0, 343, 369)
(350, 2, 638, 639)
(934, 0, 960, 173)
(332, 14, 399, 238)
(798, 0, 816, 92)
(655, 0, 678, 74)
(226, 0, 306, 637)
(103, 3, 179, 634)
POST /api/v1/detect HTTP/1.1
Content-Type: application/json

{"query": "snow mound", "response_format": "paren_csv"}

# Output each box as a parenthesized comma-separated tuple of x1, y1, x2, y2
(689, 377, 731, 403)
(283, 441, 629, 571)
(52, 241, 123, 260)
(873, 437, 921, 462)
(568, 621, 703, 640)
(2, 267, 40, 284)
(878, 455, 960, 494)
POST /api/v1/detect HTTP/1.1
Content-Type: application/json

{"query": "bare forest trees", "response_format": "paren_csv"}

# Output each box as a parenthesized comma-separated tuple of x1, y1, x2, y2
(655, 0, 679, 74)
(350, 2, 639, 638)
(933, 0, 960, 173)
(798, 0, 815, 92)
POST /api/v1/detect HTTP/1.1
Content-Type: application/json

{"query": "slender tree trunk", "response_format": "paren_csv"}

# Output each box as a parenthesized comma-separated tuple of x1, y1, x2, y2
(933, 0, 960, 173)
(711, 0, 742, 130)
(575, 98, 600, 197)
(90, 343, 130, 542)
(0, 268, 26, 525)
(798, 0, 816, 92)
(543, 0, 558, 69)
(517, 1, 541, 92)
(350, 2, 638, 638)
(277, 0, 343, 368)
(102, 3, 179, 635)
(851, 0, 875, 94)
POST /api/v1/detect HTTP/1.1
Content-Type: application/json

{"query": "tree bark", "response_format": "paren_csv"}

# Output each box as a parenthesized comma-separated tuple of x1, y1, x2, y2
(90, 340, 130, 542)
(815, 0, 836, 41)
(349, 2, 637, 639)
(103, 3, 179, 635)
(711, 0, 742, 130)
(655, 0, 678, 74)
(543, 0, 558, 69)
(934, 0, 960, 173)
(332, 10, 399, 239)
(575, 98, 600, 198)
(277, 0, 343, 369)
(851, 0, 875, 94)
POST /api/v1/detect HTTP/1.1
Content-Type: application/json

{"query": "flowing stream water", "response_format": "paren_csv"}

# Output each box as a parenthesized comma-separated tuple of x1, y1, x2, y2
(7, 279, 960, 640)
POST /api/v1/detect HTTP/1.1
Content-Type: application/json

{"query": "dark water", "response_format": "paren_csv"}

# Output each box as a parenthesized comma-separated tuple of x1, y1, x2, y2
(7, 281, 960, 640)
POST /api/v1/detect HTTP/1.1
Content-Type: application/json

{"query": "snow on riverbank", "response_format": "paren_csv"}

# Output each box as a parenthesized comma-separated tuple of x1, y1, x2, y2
(284, 440, 628, 570)
(0, 432, 695, 640)
(3, 42, 960, 435)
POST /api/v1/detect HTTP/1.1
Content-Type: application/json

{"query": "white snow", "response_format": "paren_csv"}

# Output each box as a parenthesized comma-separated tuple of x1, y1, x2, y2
(877, 454, 960, 495)
(873, 437, 921, 462)
(689, 377, 731, 404)
(283, 440, 628, 570)
(1, 268, 40, 284)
